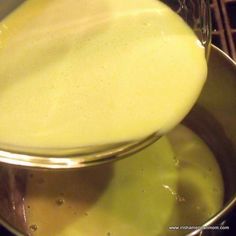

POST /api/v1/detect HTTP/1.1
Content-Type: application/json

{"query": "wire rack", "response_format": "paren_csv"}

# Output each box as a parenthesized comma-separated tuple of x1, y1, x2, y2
(211, 0, 236, 60)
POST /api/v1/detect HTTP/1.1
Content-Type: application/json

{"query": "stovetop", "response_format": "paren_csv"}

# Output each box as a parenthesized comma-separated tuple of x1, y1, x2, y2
(210, 1, 236, 233)
(211, 0, 236, 60)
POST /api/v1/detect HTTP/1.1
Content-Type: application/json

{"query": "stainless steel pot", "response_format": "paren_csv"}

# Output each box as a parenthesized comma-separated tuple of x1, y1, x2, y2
(184, 46, 236, 235)
(0, 45, 235, 236)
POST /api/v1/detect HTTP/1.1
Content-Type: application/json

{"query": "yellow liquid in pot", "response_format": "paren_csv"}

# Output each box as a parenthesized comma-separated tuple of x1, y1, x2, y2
(0, 0, 207, 148)
(25, 125, 224, 236)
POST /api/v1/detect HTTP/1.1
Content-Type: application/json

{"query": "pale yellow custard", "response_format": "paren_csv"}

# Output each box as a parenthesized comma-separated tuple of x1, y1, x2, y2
(25, 125, 224, 236)
(0, 0, 207, 149)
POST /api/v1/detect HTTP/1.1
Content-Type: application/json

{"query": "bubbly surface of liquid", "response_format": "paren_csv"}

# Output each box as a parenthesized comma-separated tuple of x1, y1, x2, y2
(0, 0, 207, 148)
(25, 125, 224, 236)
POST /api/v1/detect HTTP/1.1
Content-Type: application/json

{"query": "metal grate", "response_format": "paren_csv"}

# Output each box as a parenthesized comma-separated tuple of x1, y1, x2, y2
(211, 0, 236, 60)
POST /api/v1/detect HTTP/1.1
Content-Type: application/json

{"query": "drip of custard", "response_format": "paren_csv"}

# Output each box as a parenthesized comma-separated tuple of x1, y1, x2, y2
(0, 0, 207, 149)
(25, 125, 224, 236)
